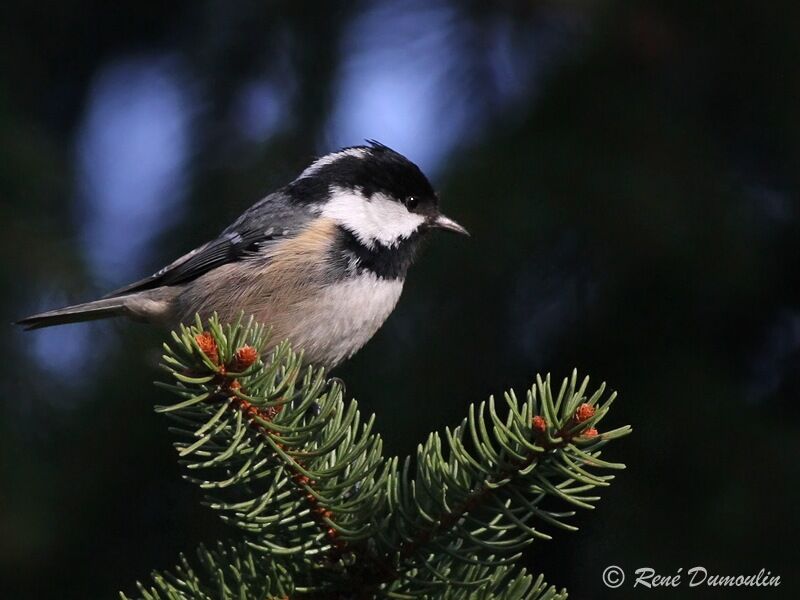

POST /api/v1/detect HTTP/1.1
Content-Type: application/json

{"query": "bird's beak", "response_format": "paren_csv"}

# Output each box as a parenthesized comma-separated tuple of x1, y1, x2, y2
(432, 214, 470, 236)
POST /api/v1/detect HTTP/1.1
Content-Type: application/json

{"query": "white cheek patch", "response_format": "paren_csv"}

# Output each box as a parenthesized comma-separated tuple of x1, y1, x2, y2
(321, 186, 425, 248)
(298, 148, 369, 179)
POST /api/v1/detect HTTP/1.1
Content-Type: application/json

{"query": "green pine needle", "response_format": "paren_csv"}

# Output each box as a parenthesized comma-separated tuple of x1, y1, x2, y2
(121, 315, 630, 599)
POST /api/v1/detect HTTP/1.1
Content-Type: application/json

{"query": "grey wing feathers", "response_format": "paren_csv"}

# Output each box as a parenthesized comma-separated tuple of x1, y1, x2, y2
(103, 191, 313, 298)
(103, 229, 269, 297)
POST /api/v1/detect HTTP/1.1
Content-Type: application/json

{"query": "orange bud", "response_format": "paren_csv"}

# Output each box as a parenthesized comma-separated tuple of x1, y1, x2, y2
(194, 332, 219, 364)
(531, 415, 547, 434)
(575, 403, 595, 423)
(583, 427, 599, 438)
(232, 345, 259, 371)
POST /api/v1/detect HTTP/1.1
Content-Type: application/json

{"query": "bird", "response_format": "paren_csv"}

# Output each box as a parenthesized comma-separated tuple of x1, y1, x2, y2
(17, 141, 468, 368)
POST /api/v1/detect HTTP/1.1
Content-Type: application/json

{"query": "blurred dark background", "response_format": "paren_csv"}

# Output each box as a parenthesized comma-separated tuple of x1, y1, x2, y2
(1, 1, 798, 598)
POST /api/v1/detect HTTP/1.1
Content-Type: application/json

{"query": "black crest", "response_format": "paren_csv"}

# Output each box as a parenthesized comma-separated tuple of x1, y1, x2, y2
(288, 141, 438, 212)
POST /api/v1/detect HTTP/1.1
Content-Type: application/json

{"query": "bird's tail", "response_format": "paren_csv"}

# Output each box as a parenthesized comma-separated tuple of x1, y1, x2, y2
(16, 297, 130, 330)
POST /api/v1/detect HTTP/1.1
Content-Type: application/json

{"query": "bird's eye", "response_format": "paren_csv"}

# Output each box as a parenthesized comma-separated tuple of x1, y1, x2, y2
(404, 196, 420, 210)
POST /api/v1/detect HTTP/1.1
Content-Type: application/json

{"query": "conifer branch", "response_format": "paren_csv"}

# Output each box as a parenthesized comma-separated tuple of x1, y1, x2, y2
(122, 315, 631, 600)
(125, 542, 293, 600)
(359, 372, 629, 597)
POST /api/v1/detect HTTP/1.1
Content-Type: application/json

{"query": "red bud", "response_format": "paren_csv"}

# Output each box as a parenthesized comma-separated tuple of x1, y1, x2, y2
(194, 332, 219, 364)
(575, 403, 595, 423)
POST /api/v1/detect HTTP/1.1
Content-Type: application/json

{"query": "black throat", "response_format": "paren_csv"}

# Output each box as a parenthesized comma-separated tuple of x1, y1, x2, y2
(335, 227, 424, 280)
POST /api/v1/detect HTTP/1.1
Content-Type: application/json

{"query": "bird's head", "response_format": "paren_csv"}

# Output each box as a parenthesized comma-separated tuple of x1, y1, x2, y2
(289, 141, 468, 252)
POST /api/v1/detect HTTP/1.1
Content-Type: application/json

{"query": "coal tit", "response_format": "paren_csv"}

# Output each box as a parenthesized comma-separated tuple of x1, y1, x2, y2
(18, 141, 468, 367)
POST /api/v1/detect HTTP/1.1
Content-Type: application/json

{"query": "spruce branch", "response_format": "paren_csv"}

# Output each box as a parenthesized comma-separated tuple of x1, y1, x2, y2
(122, 315, 631, 600)
(366, 372, 630, 597)
(124, 542, 293, 600)
(151, 314, 390, 593)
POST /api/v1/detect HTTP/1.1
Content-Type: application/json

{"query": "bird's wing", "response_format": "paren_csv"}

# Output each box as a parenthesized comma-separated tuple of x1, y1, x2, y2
(103, 192, 313, 298)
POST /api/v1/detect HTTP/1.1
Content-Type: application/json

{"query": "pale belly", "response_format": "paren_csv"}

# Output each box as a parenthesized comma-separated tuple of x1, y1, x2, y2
(177, 261, 405, 368)
(277, 274, 404, 368)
